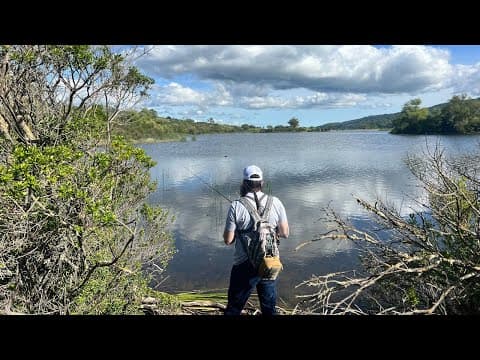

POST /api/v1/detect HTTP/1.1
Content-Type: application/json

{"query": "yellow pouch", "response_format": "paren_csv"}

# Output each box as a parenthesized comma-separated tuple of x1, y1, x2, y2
(258, 256, 283, 280)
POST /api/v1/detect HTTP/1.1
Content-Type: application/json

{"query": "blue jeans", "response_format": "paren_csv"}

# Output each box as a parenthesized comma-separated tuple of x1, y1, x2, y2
(224, 260, 278, 316)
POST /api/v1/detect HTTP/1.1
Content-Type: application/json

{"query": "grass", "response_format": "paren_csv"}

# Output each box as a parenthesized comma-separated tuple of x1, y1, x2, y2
(175, 289, 228, 303)
(172, 289, 295, 314)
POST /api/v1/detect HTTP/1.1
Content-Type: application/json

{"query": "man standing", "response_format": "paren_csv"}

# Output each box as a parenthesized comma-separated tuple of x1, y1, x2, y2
(223, 165, 289, 315)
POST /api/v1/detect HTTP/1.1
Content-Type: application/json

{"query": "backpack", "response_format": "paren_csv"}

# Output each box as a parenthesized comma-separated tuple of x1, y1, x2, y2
(236, 195, 283, 280)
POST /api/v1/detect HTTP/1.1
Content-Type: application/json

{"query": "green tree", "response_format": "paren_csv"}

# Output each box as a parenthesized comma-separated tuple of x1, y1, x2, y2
(439, 94, 480, 133)
(0, 46, 174, 314)
(391, 98, 430, 134)
(288, 117, 299, 129)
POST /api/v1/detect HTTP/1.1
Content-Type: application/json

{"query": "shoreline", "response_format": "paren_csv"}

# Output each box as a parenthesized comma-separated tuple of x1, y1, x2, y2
(129, 129, 392, 144)
(127, 128, 480, 145)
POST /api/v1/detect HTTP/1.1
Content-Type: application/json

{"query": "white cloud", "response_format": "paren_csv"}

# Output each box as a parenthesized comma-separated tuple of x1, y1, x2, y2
(150, 82, 233, 107)
(147, 82, 368, 111)
(137, 45, 454, 94)
(135, 45, 480, 116)
(159, 82, 206, 105)
(240, 92, 367, 109)
(453, 62, 480, 96)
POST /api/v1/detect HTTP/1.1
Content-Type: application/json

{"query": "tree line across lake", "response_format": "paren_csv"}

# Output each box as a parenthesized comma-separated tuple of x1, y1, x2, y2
(112, 110, 328, 142)
(114, 95, 480, 143)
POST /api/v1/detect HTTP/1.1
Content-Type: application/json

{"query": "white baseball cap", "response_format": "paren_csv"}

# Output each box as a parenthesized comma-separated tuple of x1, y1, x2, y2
(243, 165, 263, 181)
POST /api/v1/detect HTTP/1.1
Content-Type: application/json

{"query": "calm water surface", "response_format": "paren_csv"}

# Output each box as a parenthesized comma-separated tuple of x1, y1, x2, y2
(139, 131, 480, 305)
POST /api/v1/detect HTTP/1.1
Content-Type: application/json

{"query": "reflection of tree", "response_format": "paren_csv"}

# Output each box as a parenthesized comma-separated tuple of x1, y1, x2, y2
(150, 152, 424, 257)
(297, 144, 480, 314)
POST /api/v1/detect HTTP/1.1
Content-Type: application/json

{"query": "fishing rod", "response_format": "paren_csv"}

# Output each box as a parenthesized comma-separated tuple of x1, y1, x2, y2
(184, 166, 233, 203)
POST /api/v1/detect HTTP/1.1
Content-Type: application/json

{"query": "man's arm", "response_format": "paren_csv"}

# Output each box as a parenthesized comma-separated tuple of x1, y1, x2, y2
(223, 230, 235, 245)
(277, 221, 289, 238)
(224, 202, 236, 245)
(275, 197, 289, 238)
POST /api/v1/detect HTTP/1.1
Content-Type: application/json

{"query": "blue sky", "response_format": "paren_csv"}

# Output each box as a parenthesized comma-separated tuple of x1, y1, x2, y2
(131, 45, 480, 127)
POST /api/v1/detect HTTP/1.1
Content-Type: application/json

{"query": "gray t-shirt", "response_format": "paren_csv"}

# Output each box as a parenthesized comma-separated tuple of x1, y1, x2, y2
(224, 191, 288, 265)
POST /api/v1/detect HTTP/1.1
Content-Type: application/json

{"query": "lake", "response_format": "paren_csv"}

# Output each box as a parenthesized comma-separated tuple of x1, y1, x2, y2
(139, 131, 480, 306)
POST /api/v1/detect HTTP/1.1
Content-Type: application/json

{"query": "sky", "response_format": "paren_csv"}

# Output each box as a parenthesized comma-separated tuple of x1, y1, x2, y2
(130, 45, 480, 127)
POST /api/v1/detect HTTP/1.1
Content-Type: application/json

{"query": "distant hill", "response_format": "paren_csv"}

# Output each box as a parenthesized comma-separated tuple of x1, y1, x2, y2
(319, 112, 398, 130)
(319, 101, 453, 131)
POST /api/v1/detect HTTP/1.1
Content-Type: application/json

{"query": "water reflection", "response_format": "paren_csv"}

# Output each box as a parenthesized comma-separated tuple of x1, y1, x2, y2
(140, 131, 480, 305)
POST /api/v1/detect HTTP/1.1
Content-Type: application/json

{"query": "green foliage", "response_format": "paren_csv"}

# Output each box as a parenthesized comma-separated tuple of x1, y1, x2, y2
(440, 94, 480, 133)
(391, 98, 430, 134)
(0, 144, 82, 201)
(148, 291, 182, 313)
(72, 265, 147, 314)
(0, 45, 174, 314)
(288, 117, 299, 129)
(406, 287, 420, 308)
(64, 107, 107, 145)
(0, 137, 175, 314)
(72, 267, 181, 314)
(391, 95, 480, 134)
(320, 96, 480, 132)
(113, 109, 245, 142)
(112, 110, 318, 141)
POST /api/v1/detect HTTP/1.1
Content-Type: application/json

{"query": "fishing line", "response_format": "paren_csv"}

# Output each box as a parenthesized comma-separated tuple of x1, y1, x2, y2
(184, 166, 233, 203)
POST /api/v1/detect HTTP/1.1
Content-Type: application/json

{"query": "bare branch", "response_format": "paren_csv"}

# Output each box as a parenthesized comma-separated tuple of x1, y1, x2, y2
(296, 143, 480, 315)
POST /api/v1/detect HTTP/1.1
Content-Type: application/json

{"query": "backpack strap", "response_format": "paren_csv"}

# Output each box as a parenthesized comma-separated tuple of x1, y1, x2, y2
(258, 193, 268, 203)
(260, 195, 274, 222)
(237, 197, 261, 267)
(244, 193, 268, 214)
(257, 193, 268, 214)
(239, 196, 262, 226)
